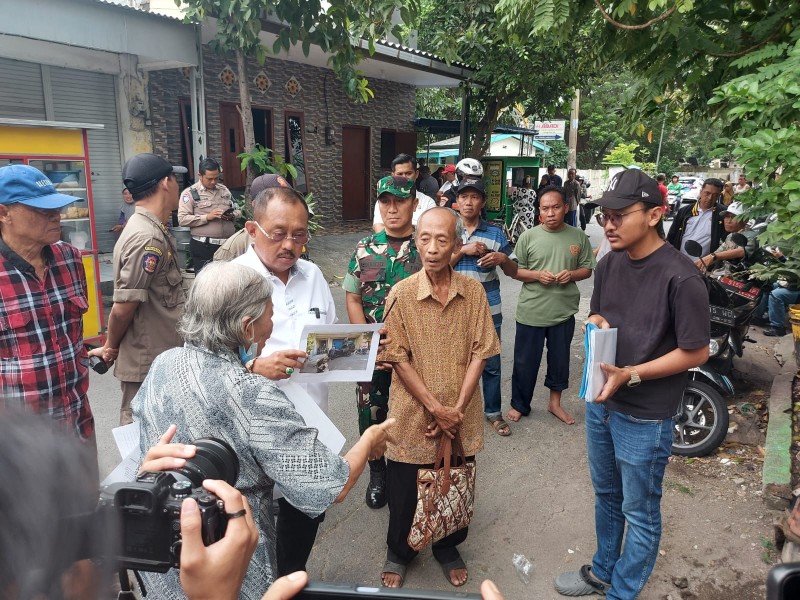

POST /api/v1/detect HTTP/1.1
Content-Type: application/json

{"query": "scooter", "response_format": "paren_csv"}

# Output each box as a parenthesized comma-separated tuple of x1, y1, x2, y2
(666, 191, 681, 219)
(672, 238, 763, 457)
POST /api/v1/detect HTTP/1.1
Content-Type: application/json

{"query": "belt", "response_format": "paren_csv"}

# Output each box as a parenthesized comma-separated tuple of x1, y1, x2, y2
(192, 235, 227, 245)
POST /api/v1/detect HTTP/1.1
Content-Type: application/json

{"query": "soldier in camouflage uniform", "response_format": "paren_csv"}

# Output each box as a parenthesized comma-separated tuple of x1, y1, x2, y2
(344, 175, 422, 509)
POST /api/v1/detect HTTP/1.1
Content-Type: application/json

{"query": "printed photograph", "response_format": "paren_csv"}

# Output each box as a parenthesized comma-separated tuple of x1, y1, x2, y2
(294, 324, 382, 383)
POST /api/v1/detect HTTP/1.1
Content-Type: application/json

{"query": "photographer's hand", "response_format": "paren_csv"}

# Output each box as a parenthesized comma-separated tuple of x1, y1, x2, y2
(261, 572, 309, 600)
(180, 480, 258, 600)
(139, 424, 197, 474)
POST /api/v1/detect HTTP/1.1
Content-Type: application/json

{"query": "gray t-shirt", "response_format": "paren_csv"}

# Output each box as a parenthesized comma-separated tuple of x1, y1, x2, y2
(591, 243, 710, 419)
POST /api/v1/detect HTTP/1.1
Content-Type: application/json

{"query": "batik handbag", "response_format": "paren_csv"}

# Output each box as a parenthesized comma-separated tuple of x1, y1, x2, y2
(407, 433, 476, 551)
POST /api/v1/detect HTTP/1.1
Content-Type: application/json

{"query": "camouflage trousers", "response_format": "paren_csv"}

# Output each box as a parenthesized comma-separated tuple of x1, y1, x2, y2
(356, 369, 391, 435)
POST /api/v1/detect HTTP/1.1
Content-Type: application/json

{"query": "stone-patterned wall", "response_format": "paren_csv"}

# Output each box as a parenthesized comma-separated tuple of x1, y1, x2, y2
(148, 48, 417, 225)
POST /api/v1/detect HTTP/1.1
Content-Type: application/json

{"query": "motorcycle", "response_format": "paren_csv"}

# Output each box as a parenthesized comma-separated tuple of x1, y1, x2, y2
(666, 191, 681, 219)
(672, 237, 764, 456)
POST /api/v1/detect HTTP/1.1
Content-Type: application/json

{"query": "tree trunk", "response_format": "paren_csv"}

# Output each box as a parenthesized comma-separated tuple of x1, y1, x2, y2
(236, 48, 256, 195)
(468, 97, 502, 158)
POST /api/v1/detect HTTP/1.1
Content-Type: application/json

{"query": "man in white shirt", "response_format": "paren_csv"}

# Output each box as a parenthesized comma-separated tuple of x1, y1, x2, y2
(373, 154, 436, 232)
(667, 178, 726, 258)
(437, 164, 457, 203)
(232, 184, 336, 577)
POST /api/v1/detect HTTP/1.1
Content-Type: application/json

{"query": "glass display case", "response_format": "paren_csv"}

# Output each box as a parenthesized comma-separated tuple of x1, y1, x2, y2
(0, 126, 104, 343)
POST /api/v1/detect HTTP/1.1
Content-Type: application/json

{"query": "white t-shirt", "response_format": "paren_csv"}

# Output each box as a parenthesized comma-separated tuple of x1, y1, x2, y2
(373, 190, 437, 227)
(233, 246, 337, 413)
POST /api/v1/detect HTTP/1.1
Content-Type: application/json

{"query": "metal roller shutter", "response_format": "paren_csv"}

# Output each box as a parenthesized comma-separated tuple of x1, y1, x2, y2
(50, 67, 123, 254)
(0, 57, 46, 119)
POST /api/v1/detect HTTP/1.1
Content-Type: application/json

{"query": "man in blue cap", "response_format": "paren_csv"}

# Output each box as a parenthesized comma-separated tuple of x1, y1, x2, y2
(0, 164, 95, 456)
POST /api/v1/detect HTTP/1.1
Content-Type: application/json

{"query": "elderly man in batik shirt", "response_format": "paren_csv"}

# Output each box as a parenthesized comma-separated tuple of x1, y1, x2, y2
(378, 207, 499, 589)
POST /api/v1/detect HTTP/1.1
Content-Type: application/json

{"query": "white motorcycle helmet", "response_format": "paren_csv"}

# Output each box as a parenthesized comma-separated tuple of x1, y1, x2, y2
(456, 158, 483, 180)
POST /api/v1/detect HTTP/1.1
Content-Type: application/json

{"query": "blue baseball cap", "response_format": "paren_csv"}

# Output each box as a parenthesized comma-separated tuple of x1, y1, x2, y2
(0, 165, 81, 209)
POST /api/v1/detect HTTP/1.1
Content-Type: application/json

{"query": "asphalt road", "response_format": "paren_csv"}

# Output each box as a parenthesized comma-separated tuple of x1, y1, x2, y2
(87, 220, 778, 599)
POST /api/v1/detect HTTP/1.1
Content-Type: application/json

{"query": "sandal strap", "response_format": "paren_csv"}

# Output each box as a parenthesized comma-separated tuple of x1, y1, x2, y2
(580, 565, 609, 592)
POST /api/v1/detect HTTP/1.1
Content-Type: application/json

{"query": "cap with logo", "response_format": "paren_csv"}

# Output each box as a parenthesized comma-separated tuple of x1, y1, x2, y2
(377, 175, 414, 199)
(0, 164, 81, 209)
(442, 164, 457, 174)
(251, 173, 293, 199)
(122, 153, 188, 196)
(721, 201, 746, 218)
(596, 169, 661, 210)
(456, 177, 486, 197)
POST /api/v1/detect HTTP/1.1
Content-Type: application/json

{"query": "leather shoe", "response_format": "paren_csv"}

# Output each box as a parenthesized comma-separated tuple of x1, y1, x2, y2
(366, 468, 387, 509)
(764, 326, 787, 337)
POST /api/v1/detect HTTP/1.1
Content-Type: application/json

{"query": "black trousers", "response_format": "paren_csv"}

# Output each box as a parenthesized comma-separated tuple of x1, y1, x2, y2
(386, 459, 470, 566)
(189, 237, 221, 273)
(275, 497, 325, 576)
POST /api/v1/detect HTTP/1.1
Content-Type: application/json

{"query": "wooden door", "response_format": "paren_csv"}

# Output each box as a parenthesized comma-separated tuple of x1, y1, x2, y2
(342, 126, 370, 220)
(219, 103, 245, 189)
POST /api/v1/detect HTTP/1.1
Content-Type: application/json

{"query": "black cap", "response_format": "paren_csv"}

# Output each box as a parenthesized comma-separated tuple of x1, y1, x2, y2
(456, 178, 486, 197)
(122, 153, 188, 195)
(596, 169, 661, 210)
(251, 173, 293, 198)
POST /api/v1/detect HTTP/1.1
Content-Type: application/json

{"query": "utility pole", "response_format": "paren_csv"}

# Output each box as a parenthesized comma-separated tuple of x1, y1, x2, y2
(655, 104, 668, 171)
(568, 89, 580, 169)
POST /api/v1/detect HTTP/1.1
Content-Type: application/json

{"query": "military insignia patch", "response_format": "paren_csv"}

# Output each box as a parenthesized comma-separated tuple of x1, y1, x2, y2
(142, 252, 160, 273)
(144, 246, 163, 256)
(182, 194, 190, 203)
(570, 244, 581, 256)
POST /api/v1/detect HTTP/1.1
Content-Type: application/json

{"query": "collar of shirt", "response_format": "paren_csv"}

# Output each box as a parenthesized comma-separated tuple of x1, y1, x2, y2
(134, 206, 170, 231)
(237, 245, 306, 283)
(416, 267, 465, 306)
(0, 235, 55, 275)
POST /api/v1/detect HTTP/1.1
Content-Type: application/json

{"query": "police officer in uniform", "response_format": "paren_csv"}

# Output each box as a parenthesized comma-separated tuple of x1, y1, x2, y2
(178, 157, 239, 272)
(89, 153, 186, 425)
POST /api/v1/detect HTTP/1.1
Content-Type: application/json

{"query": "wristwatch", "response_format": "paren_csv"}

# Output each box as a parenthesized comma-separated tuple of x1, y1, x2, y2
(626, 367, 641, 388)
(245, 358, 257, 373)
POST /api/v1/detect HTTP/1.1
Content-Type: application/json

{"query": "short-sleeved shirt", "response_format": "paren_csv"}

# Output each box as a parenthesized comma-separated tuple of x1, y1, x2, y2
(213, 227, 251, 261)
(380, 269, 500, 464)
(590, 243, 710, 419)
(135, 344, 349, 599)
(373, 191, 437, 227)
(112, 207, 185, 382)
(342, 230, 422, 323)
(177, 181, 238, 238)
(453, 219, 513, 328)
(0, 239, 93, 439)
(514, 224, 596, 327)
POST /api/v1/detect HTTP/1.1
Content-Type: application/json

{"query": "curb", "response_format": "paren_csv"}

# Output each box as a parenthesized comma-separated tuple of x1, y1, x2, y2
(763, 336, 797, 509)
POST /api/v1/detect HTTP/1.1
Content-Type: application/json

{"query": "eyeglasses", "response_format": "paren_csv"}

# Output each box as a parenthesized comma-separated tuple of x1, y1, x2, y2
(598, 208, 648, 227)
(254, 220, 310, 244)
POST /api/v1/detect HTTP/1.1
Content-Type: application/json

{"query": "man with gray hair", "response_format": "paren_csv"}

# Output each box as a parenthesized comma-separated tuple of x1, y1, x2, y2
(379, 207, 500, 588)
(232, 185, 336, 577)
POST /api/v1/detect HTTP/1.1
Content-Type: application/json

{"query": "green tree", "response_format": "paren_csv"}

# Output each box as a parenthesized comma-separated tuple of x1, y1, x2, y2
(179, 0, 417, 190)
(711, 33, 800, 282)
(415, 0, 589, 158)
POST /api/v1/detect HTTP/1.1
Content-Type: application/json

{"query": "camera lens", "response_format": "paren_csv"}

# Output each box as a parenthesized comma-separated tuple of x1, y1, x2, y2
(177, 438, 239, 486)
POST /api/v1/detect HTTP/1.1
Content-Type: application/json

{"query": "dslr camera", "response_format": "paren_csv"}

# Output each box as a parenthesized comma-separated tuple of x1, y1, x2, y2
(98, 437, 239, 572)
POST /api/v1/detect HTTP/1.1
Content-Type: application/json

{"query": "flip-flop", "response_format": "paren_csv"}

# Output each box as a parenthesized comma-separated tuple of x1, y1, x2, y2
(440, 556, 468, 587)
(487, 416, 512, 436)
(381, 559, 407, 588)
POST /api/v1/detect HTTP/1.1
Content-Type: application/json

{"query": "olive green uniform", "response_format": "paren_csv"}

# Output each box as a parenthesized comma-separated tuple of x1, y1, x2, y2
(112, 207, 185, 424)
(343, 231, 421, 433)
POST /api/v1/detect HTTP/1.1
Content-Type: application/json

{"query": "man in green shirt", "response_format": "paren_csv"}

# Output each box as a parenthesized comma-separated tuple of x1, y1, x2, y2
(507, 185, 596, 425)
(344, 175, 422, 509)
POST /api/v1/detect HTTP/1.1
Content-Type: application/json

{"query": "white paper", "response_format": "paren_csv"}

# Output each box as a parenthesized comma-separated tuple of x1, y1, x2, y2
(280, 381, 346, 453)
(580, 327, 618, 403)
(112, 421, 140, 460)
(101, 447, 140, 486)
(292, 323, 383, 383)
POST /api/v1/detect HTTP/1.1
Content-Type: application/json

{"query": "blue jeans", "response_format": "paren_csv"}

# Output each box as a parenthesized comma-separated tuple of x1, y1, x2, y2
(566, 210, 577, 227)
(585, 402, 674, 600)
(768, 285, 800, 328)
(483, 326, 502, 419)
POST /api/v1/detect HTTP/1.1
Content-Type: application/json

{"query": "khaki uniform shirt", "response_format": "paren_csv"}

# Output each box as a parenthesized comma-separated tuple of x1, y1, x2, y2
(214, 228, 251, 262)
(177, 181, 239, 239)
(112, 207, 185, 382)
(380, 269, 500, 464)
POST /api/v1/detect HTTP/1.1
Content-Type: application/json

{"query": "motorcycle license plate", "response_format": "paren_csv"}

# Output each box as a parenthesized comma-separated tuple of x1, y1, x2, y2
(710, 305, 735, 326)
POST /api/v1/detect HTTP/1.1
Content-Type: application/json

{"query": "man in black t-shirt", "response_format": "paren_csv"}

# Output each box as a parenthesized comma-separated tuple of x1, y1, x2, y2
(555, 169, 710, 599)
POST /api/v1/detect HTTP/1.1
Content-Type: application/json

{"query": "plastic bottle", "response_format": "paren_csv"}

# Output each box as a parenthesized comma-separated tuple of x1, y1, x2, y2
(512, 553, 533, 584)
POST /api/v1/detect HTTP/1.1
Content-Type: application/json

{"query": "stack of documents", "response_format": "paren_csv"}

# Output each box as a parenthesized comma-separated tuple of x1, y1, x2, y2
(579, 324, 618, 403)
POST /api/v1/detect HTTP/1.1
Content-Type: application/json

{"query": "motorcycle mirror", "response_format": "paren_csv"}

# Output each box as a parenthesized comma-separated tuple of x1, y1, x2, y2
(730, 233, 749, 247)
(684, 240, 703, 258)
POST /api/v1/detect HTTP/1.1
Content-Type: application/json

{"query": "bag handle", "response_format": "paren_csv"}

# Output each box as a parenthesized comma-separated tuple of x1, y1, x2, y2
(435, 433, 467, 496)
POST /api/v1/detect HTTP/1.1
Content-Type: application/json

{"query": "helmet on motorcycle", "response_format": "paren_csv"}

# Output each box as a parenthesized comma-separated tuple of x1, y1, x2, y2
(456, 158, 483, 179)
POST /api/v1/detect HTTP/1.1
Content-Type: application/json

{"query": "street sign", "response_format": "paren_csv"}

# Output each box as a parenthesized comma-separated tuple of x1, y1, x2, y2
(533, 120, 566, 141)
